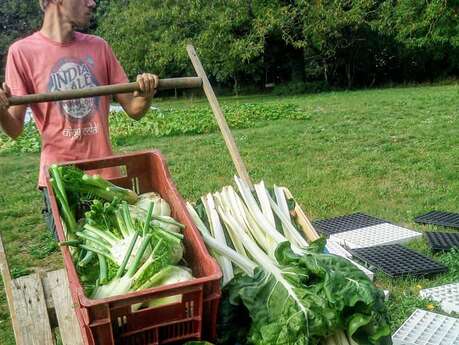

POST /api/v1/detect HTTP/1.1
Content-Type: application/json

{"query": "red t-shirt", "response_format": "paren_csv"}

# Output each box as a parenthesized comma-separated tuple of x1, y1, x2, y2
(5, 31, 128, 186)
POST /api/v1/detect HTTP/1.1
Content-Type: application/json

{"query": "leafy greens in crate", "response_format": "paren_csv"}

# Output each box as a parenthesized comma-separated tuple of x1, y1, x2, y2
(49, 164, 193, 306)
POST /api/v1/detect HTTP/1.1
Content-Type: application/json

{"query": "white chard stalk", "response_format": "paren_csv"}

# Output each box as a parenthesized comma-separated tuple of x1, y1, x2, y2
(254, 181, 276, 227)
(186, 202, 256, 277)
(205, 193, 234, 285)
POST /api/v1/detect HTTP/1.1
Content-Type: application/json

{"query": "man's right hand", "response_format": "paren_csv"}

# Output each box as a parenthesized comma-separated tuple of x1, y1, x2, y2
(0, 83, 11, 114)
(0, 83, 27, 139)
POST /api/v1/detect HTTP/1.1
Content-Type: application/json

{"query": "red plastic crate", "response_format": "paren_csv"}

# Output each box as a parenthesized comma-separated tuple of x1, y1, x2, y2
(45, 150, 222, 345)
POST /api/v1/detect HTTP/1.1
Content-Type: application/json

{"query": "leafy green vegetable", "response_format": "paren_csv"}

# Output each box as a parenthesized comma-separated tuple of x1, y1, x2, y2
(192, 179, 392, 345)
(223, 242, 391, 345)
(51, 166, 192, 303)
(58, 165, 138, 204)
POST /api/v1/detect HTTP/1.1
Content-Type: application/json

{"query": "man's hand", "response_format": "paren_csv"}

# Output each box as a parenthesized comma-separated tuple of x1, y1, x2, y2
(134, 73, 159, 99)
(0, 82, 26, 139)
(116, 73, 159, 120)
(0, 83, 11, 114)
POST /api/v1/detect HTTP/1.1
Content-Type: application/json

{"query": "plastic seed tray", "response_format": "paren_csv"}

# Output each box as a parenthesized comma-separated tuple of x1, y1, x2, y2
(392, 309, 459, 345)
(329, 223, 422, 249)
(425, 231, 459, 251)
(415, 211, 459, 229)
(420, 283, 459, 314)
(350, 244, 448, 278)
(325, 240, 374, 280)
(312, 212, 386, 235)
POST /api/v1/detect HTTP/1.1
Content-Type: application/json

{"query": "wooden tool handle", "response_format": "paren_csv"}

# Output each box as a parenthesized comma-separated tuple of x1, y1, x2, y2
(186, 44, 253, 189)
(8, 77, 202, 106)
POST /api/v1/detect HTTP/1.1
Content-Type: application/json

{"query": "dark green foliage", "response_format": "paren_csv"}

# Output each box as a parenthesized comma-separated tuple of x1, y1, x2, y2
(93, 0, 459, 90)
(217, 288, 252, 345)
(3, 1, 459, 90)
(0, 0, 42, 77)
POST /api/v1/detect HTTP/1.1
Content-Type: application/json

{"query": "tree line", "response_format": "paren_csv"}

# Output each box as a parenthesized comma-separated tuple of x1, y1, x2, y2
(2, 0, 459, 94)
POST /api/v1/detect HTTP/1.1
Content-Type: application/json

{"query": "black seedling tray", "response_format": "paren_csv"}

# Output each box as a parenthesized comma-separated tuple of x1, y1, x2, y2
(350, 244, 448, 278)
(414, 211, 459, 229)
(312, 212, 386, 236)
(425, 232, 459, 251)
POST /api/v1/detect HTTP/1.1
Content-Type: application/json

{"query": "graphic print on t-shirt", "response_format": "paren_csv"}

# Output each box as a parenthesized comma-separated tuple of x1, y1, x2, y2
(48, 57, 100, 121)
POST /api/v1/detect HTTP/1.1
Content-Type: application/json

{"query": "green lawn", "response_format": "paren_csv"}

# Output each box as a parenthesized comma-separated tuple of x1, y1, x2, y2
(1, 84, 458, 344)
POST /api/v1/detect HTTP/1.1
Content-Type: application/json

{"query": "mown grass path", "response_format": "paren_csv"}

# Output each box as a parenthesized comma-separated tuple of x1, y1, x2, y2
(0, 84, 458, 343)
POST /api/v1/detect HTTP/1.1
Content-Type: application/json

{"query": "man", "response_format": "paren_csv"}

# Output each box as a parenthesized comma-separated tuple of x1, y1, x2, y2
(0, 0, 158, 236)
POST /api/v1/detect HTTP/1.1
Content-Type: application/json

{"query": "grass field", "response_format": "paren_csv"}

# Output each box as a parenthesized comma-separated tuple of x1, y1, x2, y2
(0, 84, 458, 343)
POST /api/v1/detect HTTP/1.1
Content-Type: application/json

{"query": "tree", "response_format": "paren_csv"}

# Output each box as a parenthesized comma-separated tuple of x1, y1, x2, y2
(4, 0, 459, 91)
(278, 0, 390, 88)
(96, 0, 282, 92)
(0, 0, 42, 78)
(378, 0, 459, 81)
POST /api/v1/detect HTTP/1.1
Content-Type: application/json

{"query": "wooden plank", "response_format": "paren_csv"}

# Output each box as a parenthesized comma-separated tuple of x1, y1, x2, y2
(40, 271, 58, 329)
(46, 270, 84, 345)
(11, 273, 54, 345)
(282, 187, 320, 242)
(41, 271, 55, 310)
(0, 235, 24, 345)
(186, 44, 253, 189)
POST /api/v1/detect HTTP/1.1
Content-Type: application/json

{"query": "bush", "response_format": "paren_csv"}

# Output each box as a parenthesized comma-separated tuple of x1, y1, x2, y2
(272, 81, 306, 96)
(272, 81, 329, 96)
(303, 81, 329, 93)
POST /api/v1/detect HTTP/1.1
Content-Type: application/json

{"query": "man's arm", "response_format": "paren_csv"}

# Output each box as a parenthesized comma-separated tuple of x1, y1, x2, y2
(116, 73, 159, 120)
(0, 83, 26, 139)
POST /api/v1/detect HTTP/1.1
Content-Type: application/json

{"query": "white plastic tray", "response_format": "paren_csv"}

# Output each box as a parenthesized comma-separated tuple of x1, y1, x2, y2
(420, 283, 459, 314)
(392, 309, 459, 345)
(329, 223, 422, 249)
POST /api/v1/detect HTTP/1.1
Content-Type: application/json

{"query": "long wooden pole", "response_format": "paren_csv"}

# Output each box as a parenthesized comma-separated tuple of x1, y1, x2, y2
(8, 77, 202, 106)
(186, 44, 253, 188)
(0, 235, 23, 345)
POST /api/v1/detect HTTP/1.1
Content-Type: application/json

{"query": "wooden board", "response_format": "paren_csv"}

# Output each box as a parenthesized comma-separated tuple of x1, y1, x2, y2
(11, 273, 54, 345)
(45, 270, 84, 345)
(2, 235, 83, 345)
(41, 271, 55, 310)
(0, 235, 24, 345)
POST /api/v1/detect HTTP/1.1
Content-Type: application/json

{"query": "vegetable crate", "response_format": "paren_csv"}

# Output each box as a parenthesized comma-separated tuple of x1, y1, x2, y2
(45, 150, 222, 345)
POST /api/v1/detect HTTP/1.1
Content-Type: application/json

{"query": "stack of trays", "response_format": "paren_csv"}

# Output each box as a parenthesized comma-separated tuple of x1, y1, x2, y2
(314, 213, 446, 277)
(314, 213, 422, 249)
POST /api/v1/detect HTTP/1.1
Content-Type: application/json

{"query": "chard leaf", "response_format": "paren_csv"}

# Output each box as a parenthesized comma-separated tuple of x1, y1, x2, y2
(225, 243, 391, 345)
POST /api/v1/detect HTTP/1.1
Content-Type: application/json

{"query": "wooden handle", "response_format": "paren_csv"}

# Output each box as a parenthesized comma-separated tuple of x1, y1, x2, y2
(8, 77, 202, 106)
(186, 44, 253, 189)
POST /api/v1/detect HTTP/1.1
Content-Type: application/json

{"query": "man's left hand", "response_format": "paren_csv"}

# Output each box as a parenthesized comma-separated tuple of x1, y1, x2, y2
(134, 73, 159, 99)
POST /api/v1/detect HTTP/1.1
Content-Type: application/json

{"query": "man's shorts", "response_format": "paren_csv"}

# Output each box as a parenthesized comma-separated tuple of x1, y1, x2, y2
(41, 187, 57, 240)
